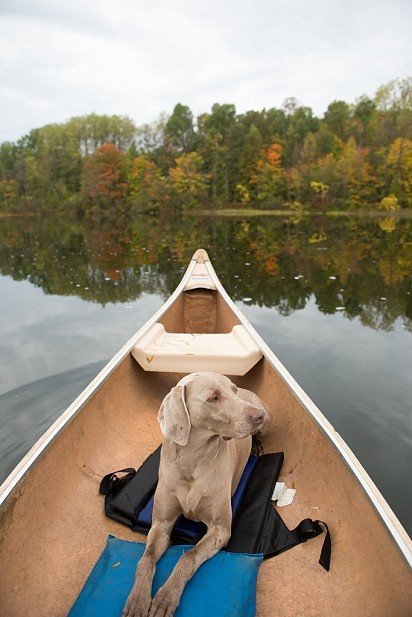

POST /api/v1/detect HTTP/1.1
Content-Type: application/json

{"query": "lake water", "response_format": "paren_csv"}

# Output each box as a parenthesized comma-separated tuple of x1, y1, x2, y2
(0, 212, 411, 534)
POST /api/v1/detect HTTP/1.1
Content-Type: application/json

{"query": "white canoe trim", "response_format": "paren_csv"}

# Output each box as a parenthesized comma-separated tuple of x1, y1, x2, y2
(1, 248, 411, 568)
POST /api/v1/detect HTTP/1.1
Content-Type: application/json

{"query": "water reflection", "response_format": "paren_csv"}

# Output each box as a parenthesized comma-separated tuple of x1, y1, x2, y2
(0, 214, 410, 332)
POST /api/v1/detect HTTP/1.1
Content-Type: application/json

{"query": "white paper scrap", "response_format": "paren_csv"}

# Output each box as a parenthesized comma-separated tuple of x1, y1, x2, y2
(277, 488, 296, 506)
(272, 482, 296, 507)
(272, 482, 285, 501)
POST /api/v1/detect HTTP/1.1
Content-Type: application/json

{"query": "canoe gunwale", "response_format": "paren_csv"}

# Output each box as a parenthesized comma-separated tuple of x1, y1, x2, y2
(1, 249, 411, 569)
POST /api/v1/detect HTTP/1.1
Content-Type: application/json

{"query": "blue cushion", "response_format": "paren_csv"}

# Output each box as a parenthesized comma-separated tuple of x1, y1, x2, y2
(138, 454, 259, 539)
(69, 535, 263, 617)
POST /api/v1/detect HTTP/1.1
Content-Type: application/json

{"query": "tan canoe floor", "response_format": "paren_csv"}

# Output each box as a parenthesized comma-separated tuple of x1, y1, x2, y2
(0, 290, 411, 616)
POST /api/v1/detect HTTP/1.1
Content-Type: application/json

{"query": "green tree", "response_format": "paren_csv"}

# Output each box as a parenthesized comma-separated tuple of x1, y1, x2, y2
(353, 96, 377, 145)
(165, 104, 195, 154)
(237, 124, 264, 192)
(198, 104, 237, 201)
(324, 101, 351, 140)
(284, 106, 319, 165)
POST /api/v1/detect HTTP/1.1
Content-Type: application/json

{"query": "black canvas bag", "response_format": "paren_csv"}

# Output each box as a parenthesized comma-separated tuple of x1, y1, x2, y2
(100, 446, 331, 571)
(99, 447, 161, 528)
(224, 453, 331, 570)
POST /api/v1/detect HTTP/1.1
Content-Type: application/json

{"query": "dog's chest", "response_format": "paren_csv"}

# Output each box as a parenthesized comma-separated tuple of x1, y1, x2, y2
(176, 482, 203, 521)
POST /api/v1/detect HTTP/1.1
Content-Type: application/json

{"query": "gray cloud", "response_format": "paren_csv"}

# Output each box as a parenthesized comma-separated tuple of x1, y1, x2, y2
(0, 0, 411, 142)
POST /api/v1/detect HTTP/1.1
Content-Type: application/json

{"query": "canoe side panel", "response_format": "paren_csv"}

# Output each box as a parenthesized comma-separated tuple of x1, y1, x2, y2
(242, 358, 412, 616)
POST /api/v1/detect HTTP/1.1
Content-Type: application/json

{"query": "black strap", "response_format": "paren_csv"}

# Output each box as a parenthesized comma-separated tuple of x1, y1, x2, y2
(292, 518, 322, 540)
(292, 519, 331, 571)
(316, 520, 331, 572)
(99, 468, 136, 495)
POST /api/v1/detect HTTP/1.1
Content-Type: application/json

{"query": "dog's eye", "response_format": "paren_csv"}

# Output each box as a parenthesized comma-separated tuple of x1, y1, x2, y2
(207, 395, 219, 402)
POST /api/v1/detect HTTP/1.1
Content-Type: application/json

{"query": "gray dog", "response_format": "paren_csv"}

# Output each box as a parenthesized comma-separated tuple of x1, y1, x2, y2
(123, 371, 271, 617)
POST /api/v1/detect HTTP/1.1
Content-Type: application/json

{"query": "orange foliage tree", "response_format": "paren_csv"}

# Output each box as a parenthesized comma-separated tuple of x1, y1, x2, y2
(81, 143, 129, 212)
(252, 144, 286, 204)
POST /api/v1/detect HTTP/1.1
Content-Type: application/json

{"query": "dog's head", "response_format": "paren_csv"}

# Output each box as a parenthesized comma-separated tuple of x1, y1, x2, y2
(157, 372, 265, 445)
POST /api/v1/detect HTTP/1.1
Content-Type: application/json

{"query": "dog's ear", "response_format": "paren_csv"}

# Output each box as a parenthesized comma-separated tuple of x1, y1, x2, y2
(157, 385, 191, 445)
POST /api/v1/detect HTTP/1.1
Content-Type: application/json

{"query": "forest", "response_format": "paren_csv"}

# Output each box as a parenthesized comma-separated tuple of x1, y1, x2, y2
(0, 78, 411, 215)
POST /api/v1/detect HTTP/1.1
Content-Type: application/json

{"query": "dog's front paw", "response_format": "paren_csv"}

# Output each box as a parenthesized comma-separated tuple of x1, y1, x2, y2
(122, 589, 152, 617)
(149, 585, 180, 617)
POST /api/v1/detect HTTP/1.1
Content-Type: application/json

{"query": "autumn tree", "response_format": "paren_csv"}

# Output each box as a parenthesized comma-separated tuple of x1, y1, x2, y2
(312, 137, 373, 206)
(169, 152, 209, 206)
(129, 156, 168, 209)
(81, 143, 129, 213)
(385, 138, 412, 205)
(252, 144, 285, 205)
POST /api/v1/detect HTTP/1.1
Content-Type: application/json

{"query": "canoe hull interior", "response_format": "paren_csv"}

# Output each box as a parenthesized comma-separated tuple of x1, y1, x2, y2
(0, 276, 411, 616)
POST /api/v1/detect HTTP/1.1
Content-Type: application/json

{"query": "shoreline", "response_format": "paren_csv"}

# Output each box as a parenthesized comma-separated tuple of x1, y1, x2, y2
(1, 208, 411, 220)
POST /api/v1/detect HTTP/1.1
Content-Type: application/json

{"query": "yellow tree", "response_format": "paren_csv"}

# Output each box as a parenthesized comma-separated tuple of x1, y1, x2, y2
(312, 137, 373, 206)
(169, 152, 209, 206)
(335, 137, 373, 203)
(129, 156, 167, 207)
(385, 138, 412, 206)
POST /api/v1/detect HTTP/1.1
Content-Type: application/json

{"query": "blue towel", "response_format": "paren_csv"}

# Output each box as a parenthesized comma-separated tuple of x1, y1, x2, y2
(69, 535, 263, 617)
(138, 454, 258, 539)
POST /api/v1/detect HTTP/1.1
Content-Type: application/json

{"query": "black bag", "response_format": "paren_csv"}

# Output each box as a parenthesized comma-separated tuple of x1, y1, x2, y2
(100, 446, 331, 571)
(99, 447, 161, 529)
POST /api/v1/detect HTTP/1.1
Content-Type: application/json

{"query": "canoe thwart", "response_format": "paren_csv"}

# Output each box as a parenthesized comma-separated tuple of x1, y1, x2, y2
(131, 323, 262, 375)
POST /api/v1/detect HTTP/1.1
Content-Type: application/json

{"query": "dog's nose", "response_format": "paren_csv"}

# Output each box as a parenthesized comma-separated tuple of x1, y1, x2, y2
(249, 408, 265, 423)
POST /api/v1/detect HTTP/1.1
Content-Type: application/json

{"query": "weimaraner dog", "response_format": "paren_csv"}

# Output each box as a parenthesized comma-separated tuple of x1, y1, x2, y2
(123, 371, 271, 617)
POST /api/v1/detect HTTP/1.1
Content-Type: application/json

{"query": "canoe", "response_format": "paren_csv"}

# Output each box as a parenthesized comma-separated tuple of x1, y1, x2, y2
(0, 248, 411, 616)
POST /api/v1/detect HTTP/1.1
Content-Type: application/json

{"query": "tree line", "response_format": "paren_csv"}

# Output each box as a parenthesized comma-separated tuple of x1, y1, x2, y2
(0, 78, 411, 214)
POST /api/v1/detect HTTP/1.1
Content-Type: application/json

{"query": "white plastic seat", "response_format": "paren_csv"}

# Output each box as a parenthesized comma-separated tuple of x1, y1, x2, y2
(131, 323, 262, 375)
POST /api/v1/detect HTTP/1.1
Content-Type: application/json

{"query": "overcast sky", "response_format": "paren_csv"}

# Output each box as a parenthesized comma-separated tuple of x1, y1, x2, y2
(0, 0, 411, 142)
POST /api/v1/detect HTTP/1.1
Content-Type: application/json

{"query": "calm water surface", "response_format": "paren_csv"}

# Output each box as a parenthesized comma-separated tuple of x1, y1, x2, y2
(0, 213, 411, 533)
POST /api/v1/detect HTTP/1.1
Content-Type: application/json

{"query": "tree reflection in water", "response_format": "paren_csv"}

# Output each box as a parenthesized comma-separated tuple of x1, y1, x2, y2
(0, 213, 410, 332)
